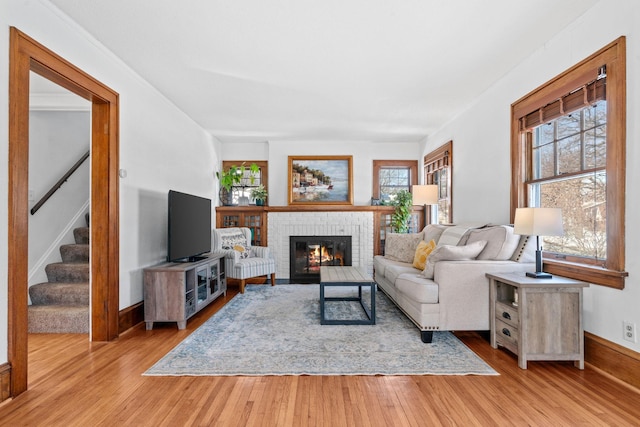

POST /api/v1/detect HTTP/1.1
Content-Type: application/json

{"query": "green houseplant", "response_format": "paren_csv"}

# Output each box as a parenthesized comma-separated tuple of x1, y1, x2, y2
(216, 162, 259, 191)
(249, 184, 268, 206)
(216, 162, 260, 205)
(390, 189, 413, 233)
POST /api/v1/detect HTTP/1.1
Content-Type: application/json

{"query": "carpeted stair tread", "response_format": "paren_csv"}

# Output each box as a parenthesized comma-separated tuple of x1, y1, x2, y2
(28, 305, 89, 333)
(29, 213, 90, 334)
(74, 227, 89, 244)
(60, 244, 89, 263)
(29, 282, 89, 305)
(45, 262, 90, 283)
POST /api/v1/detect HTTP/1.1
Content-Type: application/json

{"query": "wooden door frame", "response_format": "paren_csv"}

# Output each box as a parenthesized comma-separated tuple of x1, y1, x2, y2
(8, 27, 120, 396)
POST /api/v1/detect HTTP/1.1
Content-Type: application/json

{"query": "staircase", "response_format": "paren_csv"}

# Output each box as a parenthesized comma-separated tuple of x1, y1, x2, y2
(28, 216, 90, 333)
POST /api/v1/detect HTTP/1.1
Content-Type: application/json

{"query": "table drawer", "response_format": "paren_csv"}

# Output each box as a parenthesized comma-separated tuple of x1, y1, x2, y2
(495, 319, 519, 354)
(495, 301, 518, 327)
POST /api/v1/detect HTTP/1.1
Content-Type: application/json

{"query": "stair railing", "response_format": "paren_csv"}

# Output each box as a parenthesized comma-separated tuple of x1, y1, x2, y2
(30, 150, 90, 215)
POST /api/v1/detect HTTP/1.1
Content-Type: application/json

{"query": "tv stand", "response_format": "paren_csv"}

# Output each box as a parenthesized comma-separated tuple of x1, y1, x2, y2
(174, 255, 208, 263)
(144, 253, 226, 330)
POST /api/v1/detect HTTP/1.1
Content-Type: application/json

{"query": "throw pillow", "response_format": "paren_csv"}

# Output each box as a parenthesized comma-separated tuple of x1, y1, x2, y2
(384, 233, 423, 263)
(233, 244, 253, 259)
(412, 239, 437, 270)
(220, 231, 247, 250)
(510, 234, 537, 263)
(465, 225, 520, 260)
(422, 240, 488, 279)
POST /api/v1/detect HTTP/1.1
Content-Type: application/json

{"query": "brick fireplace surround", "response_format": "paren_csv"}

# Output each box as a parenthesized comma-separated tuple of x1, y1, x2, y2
(268, 211, 374, 281)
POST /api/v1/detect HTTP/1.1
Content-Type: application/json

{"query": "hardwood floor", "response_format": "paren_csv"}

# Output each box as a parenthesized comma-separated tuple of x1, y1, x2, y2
(1, 285, 639, 426)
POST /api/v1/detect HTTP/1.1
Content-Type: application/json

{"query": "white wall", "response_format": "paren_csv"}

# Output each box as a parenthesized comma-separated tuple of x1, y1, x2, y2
(28, 110, 91, 288)
(420, 0, 640, 352)
(220, 140, 422, 207)
(1, 0, 218, 363)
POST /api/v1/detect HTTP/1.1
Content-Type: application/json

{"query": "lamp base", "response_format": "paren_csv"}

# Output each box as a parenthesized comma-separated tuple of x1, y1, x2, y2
(526, 271, 552, 279)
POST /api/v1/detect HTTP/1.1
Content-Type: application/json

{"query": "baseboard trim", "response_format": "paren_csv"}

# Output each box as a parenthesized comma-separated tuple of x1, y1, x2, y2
(0, 363, 11, 403)
(585, 332, 640, 390)
(118, 302, 144, 334)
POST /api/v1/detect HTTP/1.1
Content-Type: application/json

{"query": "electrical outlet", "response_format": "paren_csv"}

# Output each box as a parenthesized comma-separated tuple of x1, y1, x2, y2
(623, 321, 637, 343)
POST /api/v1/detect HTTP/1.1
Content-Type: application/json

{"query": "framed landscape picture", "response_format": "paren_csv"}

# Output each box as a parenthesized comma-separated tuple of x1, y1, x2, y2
(288, 155, 353, 205)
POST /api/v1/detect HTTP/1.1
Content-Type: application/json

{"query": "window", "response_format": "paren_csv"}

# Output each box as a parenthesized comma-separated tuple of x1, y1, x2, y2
(222, 160, 268, 205)
(424, 141, 453, 224)
(530, 101, 606, 261)
(372, 160, 417, 203)
(511, 37, 627, 289)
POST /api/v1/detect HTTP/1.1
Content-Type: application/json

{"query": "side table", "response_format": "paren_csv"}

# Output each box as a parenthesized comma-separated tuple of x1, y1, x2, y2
(487, 272, 589, 369)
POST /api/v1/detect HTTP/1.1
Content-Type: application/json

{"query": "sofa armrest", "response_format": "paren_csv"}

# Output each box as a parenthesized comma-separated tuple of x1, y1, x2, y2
(434, 260, 534, 331)
(251, 246, 272, 259)
(212, 249, 239, 263)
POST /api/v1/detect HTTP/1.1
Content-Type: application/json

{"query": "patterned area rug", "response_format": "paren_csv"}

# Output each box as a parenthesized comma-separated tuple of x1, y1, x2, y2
(144, 284, 497, 376)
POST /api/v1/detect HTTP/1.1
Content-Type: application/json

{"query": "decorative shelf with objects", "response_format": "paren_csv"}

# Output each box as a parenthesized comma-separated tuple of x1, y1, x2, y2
(216, 206, 267, 246)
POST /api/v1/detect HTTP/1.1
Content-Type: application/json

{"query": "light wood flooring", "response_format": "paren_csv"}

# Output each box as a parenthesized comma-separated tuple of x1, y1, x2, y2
(1, 284, 639, 426)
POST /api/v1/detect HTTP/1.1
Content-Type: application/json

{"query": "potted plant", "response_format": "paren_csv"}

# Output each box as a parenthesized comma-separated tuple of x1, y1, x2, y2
(390, 189, 413, 233)
(249, 184, 268, 206)
(215, 162, 259, 205)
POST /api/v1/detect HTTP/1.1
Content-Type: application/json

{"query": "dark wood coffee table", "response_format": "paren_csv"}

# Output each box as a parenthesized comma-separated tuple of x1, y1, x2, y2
(319, 266, 376, 325)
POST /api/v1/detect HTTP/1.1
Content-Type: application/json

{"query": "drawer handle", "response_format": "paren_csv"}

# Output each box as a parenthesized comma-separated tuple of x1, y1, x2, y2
(502, 328, 511, 337)
(502, 312, 511, 320)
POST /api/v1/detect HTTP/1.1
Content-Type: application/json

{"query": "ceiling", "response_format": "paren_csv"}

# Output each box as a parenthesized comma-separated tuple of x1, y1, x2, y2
(46, 0, 598, 143)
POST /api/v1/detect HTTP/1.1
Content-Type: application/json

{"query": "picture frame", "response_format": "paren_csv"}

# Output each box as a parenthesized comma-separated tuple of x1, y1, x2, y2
(288, 155, 353, 205)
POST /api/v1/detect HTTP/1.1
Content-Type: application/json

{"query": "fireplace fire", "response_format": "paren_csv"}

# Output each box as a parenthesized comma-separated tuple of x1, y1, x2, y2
(289, 236, 352, 283)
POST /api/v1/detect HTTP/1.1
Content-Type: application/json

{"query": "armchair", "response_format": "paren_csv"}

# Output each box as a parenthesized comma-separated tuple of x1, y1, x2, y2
(212, 227, 276, 293)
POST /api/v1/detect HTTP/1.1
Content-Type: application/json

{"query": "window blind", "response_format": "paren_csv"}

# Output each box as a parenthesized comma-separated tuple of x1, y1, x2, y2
(520, 76, 606, 131)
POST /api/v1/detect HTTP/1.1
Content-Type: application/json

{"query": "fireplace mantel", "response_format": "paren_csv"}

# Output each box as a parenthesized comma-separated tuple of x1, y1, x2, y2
(216, 206, 425, 279)
(216, 205, 396, 213)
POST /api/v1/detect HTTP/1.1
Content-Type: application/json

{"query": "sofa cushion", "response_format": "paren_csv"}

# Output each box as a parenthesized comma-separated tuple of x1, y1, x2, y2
(385, 263, 420, 284)
(374, 255, 410, 277)
(437, 225, 475, 246)
(412, 239, 436, 270)
(384, 232, 423, 263)
(422, 224, 449, 245)
(395, 273, 439, 304)
(465, 225, 520, 260)
(422, 240, 487, 279)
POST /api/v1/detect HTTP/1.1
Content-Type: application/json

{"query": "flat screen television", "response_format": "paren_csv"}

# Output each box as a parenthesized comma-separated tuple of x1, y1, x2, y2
(167, 190, 212, 262)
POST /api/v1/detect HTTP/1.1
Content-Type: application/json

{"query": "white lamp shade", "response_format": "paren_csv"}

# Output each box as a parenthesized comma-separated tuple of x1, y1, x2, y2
(412, 185, 439, 205)
(513, 207, 564, 236)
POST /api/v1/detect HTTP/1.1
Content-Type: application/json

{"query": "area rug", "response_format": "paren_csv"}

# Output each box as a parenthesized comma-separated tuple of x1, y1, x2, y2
(144, 284, 497, 376)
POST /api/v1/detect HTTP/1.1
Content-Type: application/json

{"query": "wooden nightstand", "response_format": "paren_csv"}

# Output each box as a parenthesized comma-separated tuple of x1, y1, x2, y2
(487, 272, 589, 369)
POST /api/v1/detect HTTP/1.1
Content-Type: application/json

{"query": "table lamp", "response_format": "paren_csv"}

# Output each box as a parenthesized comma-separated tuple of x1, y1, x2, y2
(412, 185, 439, 225)
(513, 207, 564, 279)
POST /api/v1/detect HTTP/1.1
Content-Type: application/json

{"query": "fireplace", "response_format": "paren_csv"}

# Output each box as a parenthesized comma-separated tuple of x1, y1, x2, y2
(289, 236, 352, 283)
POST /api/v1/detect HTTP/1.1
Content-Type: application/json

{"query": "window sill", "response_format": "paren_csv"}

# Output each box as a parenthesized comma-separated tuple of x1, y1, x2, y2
(544, 259, 627, 289)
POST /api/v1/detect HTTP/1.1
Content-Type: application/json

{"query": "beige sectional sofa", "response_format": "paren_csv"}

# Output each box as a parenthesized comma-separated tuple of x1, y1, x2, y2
(374, 224, 536, 343)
